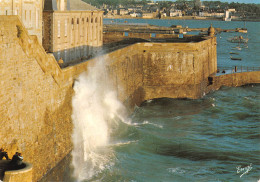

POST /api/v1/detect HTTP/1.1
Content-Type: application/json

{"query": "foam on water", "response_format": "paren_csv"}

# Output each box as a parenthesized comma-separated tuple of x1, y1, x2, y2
(71, 57, 128, 181)
(131, 120, 163, 128)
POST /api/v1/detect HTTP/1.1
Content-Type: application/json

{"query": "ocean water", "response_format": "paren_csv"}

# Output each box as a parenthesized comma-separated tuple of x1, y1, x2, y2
(101, 85, 260, 182)
(45, 19, 260, 182)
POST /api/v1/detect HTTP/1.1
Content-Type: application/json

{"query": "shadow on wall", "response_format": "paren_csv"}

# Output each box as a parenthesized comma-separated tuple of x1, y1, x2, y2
(38, 154, 74, 182)
(124, 86, 146, 110)
(51, 45, 103, 68)
(53, 38, 148, 68)
(33, 88, 74, 181)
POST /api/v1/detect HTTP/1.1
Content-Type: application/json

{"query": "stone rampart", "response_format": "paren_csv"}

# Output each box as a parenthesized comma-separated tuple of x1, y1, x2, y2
(2, 16, 258, 182)
(0, 16, 75, 181)
(208, 71, 260, 92)
(103, 31, 196, 44)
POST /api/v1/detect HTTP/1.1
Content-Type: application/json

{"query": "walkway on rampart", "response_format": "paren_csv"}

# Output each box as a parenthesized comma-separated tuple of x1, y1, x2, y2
(217, 66, 260, 75)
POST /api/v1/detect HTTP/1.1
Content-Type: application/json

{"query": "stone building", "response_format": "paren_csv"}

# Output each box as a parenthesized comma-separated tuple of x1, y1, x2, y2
(0, 0, 43, 44)
(43, 0, 103, 64)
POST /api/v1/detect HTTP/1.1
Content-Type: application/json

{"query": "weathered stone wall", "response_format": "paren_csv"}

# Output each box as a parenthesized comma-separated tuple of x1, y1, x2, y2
(208, 71, 260, 92)
(141, 37, 217, 100)
(0, 16, 74, 181)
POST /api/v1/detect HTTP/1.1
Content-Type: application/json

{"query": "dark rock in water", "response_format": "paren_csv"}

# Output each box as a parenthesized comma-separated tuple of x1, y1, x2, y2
(230, 56, 242, 61)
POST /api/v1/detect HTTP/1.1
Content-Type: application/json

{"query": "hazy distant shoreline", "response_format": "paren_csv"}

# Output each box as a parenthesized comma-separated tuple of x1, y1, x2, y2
(104, 15, 260, 22)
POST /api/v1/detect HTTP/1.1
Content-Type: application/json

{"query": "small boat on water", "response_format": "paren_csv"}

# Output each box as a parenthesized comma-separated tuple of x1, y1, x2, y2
(230, 56, 242, 61)
(230, 52, 239, 55)
(231, 46, 242, 51)
(228, 36, 248, 43)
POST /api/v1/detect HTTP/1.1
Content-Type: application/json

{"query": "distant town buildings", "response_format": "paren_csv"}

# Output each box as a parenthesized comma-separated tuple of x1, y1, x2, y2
(168, 8, 182, 17)
(101, 0, 256, 21)
(224, 9, 236, 21)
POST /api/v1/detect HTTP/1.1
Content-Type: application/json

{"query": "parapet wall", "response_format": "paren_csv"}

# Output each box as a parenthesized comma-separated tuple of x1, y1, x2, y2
(2, 16, 258, 182)
(209, 71, 260, 91)
(141, 38, 217, 100)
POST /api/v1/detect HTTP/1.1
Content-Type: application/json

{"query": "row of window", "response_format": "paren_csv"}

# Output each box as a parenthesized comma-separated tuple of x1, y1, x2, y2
(57, 17, 102, 38)
(71, 17, 102, 25)
(0, 8, 40, 29)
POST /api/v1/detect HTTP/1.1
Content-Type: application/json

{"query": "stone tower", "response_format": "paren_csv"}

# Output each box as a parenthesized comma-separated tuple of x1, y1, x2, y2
(208, 24, 215, 37)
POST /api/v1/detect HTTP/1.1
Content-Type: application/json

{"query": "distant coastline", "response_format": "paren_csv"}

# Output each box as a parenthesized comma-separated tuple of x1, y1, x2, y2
(104, 15, 260, 22)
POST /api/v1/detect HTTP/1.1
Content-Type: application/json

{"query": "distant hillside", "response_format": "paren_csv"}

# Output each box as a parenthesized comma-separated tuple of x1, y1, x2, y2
(83, 0, 148, 7)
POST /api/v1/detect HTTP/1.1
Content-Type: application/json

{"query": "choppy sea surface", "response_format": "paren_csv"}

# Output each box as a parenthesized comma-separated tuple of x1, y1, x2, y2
(103, 85, 259, 182)
(43, 19, 260, 182)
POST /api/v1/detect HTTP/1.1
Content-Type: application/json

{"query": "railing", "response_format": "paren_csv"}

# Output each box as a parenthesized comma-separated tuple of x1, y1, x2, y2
(217, 66, 260, 75)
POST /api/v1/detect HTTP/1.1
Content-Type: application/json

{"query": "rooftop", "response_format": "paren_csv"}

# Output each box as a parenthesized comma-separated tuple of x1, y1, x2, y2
(44, 0, 98, 11)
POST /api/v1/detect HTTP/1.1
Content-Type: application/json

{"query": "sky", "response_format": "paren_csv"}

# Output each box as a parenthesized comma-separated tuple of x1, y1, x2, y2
(155, 0, 260, 4)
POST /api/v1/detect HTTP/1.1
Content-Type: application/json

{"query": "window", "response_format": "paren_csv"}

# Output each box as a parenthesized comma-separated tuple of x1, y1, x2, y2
(57, 50, 61, 60)
(124, 32, 129, 37)
(57, 20, 60, 37)
(95, 17, 97, 23)
(64, 48, 67, 62)
(82, 19, 84, 36)
(36, 10, 38, 28)
(29, 10, 32, 27)
(86, 18, 89, 22)
(5, 10, 8, 15)
(77, 18, 79, 24)
(65, 19, 67, 36)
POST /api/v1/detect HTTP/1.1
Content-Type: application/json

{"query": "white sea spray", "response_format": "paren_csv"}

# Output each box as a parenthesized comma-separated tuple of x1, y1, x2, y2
(71, 56, 127, 181)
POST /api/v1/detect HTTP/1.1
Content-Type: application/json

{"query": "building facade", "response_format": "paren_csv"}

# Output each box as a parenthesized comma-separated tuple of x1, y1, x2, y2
(43, 0, 103, 64)
(0, 0, 43, 44)
(0, 0, 103, 65)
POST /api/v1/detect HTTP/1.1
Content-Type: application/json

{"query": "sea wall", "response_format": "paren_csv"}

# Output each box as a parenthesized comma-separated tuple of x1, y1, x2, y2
(208, 71, 260, 92)
(3, 16, 257, 182)
(141, 38, 217, 100)
(0, 16, 74, 181)
(103, 31, 197, 44)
